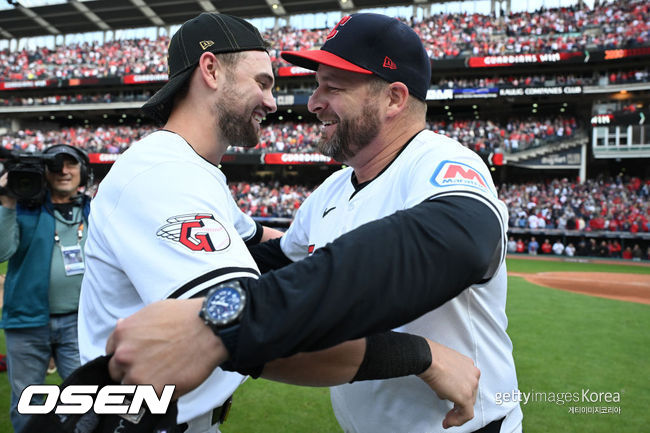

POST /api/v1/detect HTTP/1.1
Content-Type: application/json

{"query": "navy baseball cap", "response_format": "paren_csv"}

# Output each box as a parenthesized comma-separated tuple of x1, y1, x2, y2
(281, 13, 431, 101)
(142, 12, 268, 124)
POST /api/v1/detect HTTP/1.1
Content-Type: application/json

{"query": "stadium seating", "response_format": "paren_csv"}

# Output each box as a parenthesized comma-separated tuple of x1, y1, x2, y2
(1, 116, 580, 155)
(0, 1, 648, 80)
(500, 177, 650, 234)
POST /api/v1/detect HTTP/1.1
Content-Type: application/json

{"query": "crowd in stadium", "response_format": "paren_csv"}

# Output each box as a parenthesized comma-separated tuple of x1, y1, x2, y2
(0, 36, 168, 81)
(428, 116, 579, 153)
(1, 125, 156, 154)
(412, 0, 649, 60)
(1, 1, 648, 81)
(229, 177, 649, 260)
(2, 116, 580, 154)
(230, 181, 312, 219)
(2, 67, 647, 108)
(506, 235, 649, 260)
(500, 177, 650, 234)
(435, 68, 650, 89)
(233, 177, 650, 236)
(0, 90, 152, 106)
(230, 177, 650, 238)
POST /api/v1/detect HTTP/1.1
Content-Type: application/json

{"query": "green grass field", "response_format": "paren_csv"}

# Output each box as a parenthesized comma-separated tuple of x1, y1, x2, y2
(0, 258, 648, 432)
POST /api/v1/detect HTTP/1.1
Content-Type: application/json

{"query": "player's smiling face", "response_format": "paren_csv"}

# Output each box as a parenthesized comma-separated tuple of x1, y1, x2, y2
(214, 50, 277, 148)
(308, 65, 382, 163)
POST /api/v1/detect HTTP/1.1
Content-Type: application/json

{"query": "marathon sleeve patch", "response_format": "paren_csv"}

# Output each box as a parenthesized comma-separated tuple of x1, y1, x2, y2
(430, 160, 491, 193)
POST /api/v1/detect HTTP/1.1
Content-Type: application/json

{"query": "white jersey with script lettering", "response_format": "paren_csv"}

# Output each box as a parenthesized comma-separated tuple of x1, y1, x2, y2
(78, 130, 260, 432)
(280, 130, 523, 433)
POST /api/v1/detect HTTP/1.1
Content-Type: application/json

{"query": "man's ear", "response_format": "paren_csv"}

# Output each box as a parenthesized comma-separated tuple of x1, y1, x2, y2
(197, 52, 221, 90)
(385, 82, 409, 118)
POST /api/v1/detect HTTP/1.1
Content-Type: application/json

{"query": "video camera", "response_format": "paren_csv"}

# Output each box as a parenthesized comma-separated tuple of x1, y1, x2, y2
(0, 145, 89, 207)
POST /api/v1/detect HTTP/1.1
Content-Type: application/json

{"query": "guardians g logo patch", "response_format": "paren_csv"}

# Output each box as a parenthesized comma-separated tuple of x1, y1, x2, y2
(157, 213, 231, 252)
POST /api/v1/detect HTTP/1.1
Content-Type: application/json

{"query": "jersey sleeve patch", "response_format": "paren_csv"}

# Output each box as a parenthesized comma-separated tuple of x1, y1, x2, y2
(430, 160, 491, 194)
(156, 213, 231, 252)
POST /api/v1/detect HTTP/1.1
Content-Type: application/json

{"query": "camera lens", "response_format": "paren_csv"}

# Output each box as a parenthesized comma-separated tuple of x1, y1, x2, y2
(8, 171, 44, 200)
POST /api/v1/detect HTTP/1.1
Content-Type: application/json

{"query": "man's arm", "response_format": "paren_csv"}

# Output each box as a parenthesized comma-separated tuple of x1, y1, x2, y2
(243, 222, 283, 246)
(108, 196, 499, 397)
(260, 225, 284, 242)
(108, 195, 501, 366)
(108, 320, 479, 428)
(232, 195, 502, 367)
(259, 334, 479, 429)
(106, 299, 226, 399)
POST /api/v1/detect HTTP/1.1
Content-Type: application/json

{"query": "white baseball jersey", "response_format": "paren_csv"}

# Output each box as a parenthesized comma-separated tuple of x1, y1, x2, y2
(78, 130, 260, 432)
(281, 130, 523, 433)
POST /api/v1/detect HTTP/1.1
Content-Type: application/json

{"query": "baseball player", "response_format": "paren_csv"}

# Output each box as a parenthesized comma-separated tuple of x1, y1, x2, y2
(278, 13, 524, 433)
(105, 12, 520, 433)
(76, 14, 283, 432)
(80, 12, 481, 433)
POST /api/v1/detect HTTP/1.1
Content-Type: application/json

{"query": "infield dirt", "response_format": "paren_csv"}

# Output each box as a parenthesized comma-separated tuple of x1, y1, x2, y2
(509, 271, 650, 305)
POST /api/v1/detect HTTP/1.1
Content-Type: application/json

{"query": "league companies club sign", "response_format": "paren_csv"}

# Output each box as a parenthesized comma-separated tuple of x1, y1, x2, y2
(430, 160, 491, 193)
(498, 86, 582, 96)
(157, 213, 231, 252)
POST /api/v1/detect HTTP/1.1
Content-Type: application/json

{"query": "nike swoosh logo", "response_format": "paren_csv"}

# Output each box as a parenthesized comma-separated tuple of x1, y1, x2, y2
(322, 206, 336, 218)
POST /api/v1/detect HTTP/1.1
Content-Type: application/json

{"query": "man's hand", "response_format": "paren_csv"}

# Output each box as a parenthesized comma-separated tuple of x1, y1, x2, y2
(0, 173, 17, 209)
(417, 339, 480, 429)
(106, 298, 228, 399)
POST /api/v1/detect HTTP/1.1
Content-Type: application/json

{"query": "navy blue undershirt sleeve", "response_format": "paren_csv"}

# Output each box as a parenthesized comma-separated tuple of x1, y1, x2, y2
(244, 221, 264, 246)
(248, 237, 293, 273)
(228, 195, 501, 370)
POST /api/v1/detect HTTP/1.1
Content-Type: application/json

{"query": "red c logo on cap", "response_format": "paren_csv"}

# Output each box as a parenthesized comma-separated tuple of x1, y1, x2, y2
(326, 15, 351, 40)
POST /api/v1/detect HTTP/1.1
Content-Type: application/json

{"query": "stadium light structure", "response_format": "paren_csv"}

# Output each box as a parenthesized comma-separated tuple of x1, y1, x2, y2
(17, 2, 60, 35)
(266, 0, 287, 16)
(0, 25, 12, 39)
(129, 0, 165, 26)
(70, 0, 110, 31)
(198, 0, 217, 12)
(338, 0, 354, 10)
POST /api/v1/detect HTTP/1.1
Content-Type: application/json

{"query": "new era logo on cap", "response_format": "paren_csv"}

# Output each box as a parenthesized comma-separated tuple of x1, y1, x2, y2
(383, 56, 397, 69)
(200, 40, 215, 50)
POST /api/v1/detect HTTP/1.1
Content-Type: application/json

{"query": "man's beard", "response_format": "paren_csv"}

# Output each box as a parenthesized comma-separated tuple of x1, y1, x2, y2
(215, 84, 260, 148)
(318, 104, 381, 162)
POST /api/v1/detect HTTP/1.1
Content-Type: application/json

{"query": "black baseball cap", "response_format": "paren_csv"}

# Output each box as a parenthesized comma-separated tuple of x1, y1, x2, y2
(281, 13, 431, 101)
(44, 144, 89, 165)
(142, 12, 268, 124)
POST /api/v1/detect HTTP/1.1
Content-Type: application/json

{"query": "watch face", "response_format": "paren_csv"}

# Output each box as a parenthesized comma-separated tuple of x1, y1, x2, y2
(205, 286, 244, 325)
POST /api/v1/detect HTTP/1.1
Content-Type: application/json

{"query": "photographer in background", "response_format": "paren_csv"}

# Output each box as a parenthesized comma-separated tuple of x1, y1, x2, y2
(0, 144, 91, 433)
